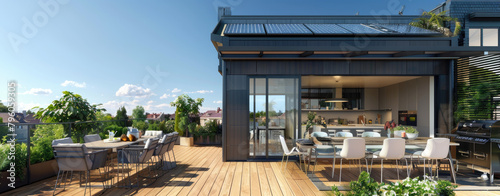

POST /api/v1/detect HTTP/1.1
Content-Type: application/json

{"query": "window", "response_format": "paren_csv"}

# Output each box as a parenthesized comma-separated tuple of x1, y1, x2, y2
(469, 28, 499, 47)
(483, 28, 498, 47)
(469, 28, 481, 46)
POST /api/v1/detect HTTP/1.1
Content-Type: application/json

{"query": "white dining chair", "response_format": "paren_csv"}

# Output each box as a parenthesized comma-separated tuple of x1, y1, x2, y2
(371, 138, 408, 182)
(411, 138, 450, 178)
(333, 138, 368, 182)
(335, 132, 353, 137)
(144, 130, 163, 138)
(361, 132, 381, 137)
(279, 135, 303, 172)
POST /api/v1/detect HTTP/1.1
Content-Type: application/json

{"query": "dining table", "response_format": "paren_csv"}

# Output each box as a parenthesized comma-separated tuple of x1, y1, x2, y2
(84, 136, 157, 187)
(297, 137, 460, 183)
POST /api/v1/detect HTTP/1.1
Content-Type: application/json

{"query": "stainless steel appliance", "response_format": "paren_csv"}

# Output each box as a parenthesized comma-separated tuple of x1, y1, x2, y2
(454, 120, 500, 182)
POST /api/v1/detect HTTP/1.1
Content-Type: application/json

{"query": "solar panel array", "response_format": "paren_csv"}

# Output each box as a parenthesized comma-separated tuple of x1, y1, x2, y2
(223, 23, 440, 36)
(264, 24, 312, 35)
(305, 24, 352, 35)
(378, 24, 441, 35)
(224, 24, 265, 35)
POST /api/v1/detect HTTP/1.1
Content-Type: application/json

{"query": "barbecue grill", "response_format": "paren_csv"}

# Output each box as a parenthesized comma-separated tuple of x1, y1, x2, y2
(454, 120, 500, 182)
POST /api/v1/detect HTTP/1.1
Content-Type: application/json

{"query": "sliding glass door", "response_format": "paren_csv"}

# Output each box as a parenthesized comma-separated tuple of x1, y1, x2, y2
(249, 77, 300, 158)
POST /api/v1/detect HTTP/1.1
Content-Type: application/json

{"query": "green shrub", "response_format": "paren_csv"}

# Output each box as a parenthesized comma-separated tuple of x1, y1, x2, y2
(30, 124, 66, 165)
(164, 120, 175, 133)
(148, 121, 159, 130)
(0, 142, 28, 180)
(332, 171, 382, 196)
(332, 173, 457, 196)
(133, 121, 148, 132)
(159, 121, 166, 132)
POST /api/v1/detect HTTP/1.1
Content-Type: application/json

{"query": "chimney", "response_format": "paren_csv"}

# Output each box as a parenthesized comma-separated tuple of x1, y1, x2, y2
(22, 110, 26, 117)
(217, 107, 222, 113)
(218, 7, 231, 21)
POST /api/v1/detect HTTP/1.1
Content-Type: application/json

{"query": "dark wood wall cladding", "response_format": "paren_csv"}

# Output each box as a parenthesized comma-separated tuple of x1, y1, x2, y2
(225, 75, 249, 160)
(226, 60, 450, 76)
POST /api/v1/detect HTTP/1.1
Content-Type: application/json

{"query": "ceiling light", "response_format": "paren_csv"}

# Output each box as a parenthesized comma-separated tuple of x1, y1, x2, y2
(325, 98, 348, 103)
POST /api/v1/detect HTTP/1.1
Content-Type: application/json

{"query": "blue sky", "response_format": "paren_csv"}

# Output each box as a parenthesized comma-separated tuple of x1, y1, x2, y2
(0, 0, 444, 115)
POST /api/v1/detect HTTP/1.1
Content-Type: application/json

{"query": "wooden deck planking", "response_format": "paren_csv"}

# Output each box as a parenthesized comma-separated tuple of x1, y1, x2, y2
(4, 146, 500, 196)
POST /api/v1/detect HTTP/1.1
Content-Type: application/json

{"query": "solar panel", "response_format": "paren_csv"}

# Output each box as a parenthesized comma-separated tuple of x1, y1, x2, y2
(336, 24, 385, 34)
(264, 24, 313, 35)
(224, 24, 265, 35)
(305, 24, 352, 35)
(378, 24, 440, 35)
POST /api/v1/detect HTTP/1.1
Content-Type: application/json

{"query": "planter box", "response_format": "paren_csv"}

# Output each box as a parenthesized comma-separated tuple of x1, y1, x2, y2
(194, 135, 222, 145)
(30, 159, 58, 183)
(0, 168, 28, 193)
(180, 137, 194, 146)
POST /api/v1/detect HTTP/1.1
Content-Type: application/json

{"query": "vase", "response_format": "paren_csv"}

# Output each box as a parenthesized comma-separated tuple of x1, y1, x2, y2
(386, 129, 391, 138)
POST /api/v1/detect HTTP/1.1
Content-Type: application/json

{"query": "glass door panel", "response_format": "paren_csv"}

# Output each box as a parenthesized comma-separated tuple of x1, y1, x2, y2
(249, 77, 299, 158)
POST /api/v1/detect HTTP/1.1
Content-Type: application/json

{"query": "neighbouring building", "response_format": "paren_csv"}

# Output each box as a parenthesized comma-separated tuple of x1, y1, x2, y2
(0, 111, 40, 143)
(211, 1, 500, 161)
(200, 107, 223, 126)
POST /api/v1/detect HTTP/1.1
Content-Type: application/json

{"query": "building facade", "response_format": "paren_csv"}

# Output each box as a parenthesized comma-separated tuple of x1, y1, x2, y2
(211, 1, 500, 161)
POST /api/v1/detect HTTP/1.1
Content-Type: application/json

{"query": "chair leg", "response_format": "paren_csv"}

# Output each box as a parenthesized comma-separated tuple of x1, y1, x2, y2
(339, 158, 343, 182)
(332, 156, 336, 179)
(88, 171, 91, 196)
(423, 158, 426, 177)
(53, 170, 61, 195)
(404, 158, 410, 178)
(381, 159, 384, 183)
(285, 155, 289, 171)
(396, 159, 400, 181)
(172, 150, 177, 167)
(281, 154, 285, 171)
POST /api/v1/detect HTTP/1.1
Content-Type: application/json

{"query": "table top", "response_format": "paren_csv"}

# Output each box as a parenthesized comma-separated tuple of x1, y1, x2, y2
(313, 137, 459, 146)
(84, 136, 156, 149)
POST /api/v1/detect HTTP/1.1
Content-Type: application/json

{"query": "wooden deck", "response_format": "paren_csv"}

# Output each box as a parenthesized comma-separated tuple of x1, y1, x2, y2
(2, 145, 498, 196)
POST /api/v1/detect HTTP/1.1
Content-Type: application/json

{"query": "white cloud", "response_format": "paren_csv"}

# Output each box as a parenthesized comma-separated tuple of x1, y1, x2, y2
(19, 102, 45, 112)
(147, 100, 154, 104)
(21, 88, 52, 95)
(187, 90, 214, 94)
(115, 84, 153, 98)
(213, 100, 222, 104)
(160, 93, 177, 99)
(61, 80, 87, 88)
(171, 88, 181, 93)
(101, 99, 141, 115)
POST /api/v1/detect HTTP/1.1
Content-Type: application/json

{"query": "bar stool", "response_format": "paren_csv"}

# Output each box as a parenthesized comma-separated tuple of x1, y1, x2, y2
(355, 129, 364, 137)
(373, 129, 382, 133)
(342, 129, 351, 132)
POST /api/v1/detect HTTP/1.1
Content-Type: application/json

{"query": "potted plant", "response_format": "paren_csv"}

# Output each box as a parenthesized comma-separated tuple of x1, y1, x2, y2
(305, 112, 317, 138)
(393, 125, 405, 138)
(171, 94, 204, 147)
(404, 126, 419, 140)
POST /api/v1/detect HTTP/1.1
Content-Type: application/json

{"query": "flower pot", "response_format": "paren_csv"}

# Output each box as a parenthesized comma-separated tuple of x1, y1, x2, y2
(406, 133, 418, 140)
(394, 131, 405, 138)
(180, 136, 194, 146)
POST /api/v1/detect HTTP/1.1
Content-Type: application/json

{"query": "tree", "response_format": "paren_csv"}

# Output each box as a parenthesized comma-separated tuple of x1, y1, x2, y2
(170, 94, 204, 137)
(0, 102, 7, 112)
(132, 105, 146, 121)
(115, 106, 129, 127)
(32, 91, 104, 142)
(133, 121, 148, 132)
(409, 11, 461, 37)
